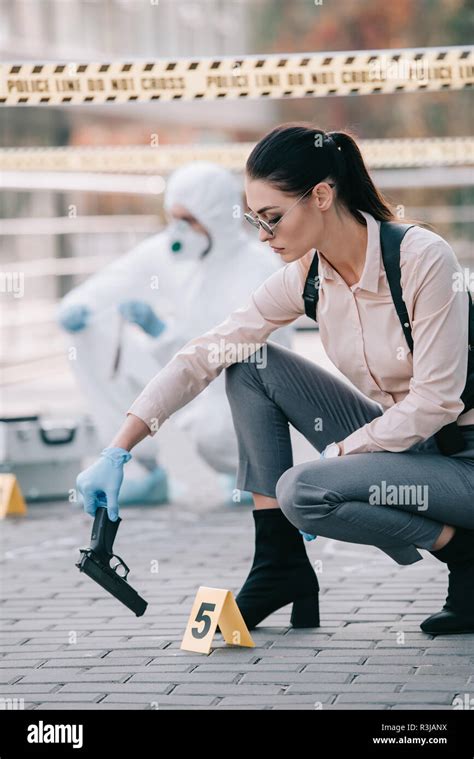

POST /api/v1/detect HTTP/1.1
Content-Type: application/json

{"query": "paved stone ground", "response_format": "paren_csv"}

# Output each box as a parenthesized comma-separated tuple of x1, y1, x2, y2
(1, 331, 473, 710)
(1, 496, 473, 711)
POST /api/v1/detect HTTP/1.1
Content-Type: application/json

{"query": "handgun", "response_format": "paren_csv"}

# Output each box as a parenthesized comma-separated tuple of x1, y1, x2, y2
(76, 501, 148, 616)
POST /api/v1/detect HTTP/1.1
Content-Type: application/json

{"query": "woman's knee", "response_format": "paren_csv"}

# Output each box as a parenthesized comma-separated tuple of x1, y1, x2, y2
(224, 343, 285, 393)
(224, 347, 267, 397)
(275, 467, 300, 521)
(224, 359, 250, 390)
(276, 464, 345, 523)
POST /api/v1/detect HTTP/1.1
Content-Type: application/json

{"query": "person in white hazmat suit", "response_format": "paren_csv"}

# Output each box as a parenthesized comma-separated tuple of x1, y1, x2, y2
(56, 228, 192, 504)
(57, 161, 293, 506)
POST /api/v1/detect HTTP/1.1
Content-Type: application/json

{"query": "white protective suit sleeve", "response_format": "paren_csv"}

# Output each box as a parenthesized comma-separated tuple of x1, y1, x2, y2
(57, 231, 190, 321)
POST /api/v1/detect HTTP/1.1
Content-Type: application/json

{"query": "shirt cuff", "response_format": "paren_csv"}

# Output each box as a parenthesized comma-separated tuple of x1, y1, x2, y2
(340, 425, 377, 455)
(126, 395, 168, 437)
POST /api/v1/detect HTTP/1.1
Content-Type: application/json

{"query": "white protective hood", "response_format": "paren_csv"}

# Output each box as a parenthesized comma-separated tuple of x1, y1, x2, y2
(163, 161, 249, 259)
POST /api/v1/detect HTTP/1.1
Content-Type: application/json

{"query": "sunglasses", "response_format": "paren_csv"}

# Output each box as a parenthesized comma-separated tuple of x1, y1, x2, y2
(244, 183, 335, 238)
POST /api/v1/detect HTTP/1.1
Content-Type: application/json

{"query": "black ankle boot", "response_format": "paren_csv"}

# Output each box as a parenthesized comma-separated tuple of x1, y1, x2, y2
(232, 508, 320, 630)
(420, 526, 474, 635)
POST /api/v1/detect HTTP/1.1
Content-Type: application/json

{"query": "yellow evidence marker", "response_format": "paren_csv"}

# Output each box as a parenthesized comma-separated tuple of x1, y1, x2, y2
(0, 474, 27, 519)
(180, 586, 255, 654)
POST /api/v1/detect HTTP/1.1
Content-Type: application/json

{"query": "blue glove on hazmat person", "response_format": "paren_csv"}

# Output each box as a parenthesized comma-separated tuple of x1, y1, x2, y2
(118, 300, 166, 337)
(57, 303, 91, 333)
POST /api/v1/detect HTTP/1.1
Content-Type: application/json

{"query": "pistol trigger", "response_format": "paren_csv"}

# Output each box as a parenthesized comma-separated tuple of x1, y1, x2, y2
(110, 553, 130, 580)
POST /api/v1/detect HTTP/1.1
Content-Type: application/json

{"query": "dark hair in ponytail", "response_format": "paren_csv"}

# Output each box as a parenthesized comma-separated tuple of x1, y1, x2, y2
(246, 122, 429, 229)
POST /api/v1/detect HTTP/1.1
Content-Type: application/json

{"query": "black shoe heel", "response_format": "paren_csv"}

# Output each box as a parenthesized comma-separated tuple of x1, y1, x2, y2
(423, 531, 474, 635)
(290, 593, 320, 628)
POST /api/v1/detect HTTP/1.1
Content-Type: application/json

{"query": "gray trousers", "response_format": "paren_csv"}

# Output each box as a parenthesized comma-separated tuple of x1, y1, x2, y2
(224, 342, 474, 565)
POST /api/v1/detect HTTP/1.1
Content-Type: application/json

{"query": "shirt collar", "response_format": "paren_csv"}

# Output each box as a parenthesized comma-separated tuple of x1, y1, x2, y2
(316, 210, 380, 293)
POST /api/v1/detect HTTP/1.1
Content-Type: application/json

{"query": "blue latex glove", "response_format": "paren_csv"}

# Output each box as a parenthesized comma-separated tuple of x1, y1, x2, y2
(118, 300, 166, 337)
(76, 447, 132, 521)
(300, 531, 317, 541)
(57, 303, 91, 333)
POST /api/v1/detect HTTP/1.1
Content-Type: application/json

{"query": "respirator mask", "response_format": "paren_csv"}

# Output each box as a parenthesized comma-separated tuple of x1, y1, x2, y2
(166, 218, 211, 261)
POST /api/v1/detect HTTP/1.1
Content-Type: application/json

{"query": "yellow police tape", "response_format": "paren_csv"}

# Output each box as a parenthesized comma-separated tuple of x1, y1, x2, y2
(0, 138, 472, 173)
(1, 45, 472, 105)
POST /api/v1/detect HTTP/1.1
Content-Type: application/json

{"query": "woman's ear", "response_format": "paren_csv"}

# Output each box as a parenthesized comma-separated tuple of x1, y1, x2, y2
(312, 182, 335, 211)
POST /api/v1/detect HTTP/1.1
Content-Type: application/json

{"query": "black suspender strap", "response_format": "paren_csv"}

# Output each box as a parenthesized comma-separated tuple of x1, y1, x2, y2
(462, 287, 474, 410)
(379, 221, 415, 354)
(302, 250, 320, 321)
(380, 221, 471, 455)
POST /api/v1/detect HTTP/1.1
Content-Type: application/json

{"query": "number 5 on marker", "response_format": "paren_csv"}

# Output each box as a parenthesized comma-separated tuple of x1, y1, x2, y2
(180, 586, 255, 654)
